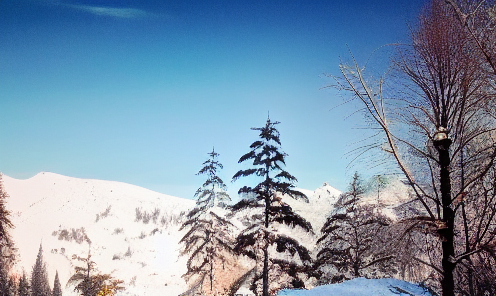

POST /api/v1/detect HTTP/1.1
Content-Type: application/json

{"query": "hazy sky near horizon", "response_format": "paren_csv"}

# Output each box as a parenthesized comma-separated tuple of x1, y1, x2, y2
(0, 0, 425, 199)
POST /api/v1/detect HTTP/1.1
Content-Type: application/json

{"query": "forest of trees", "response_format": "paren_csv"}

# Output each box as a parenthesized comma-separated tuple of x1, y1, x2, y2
(1, 0, 495, 296)
(332, 0, 496, 295)
(180, 0, 496, 295)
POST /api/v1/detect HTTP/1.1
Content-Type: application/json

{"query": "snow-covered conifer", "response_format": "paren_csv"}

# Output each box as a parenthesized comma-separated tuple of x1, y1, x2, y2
(52, 271, 62, 296)
(316, 172, 393, 283)
(194, 147, 231, 210)
(31, 244, 52, 296)
(0, 269, 16, 296)
(18, 271, 30, 296)
(180, 148, 235, 295)
(231, 117, 314, 296)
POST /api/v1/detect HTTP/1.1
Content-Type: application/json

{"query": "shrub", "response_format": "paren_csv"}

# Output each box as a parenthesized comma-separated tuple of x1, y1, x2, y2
(152, 208, 160, 223)
(113, 228, 123, 235)
(135, 207, 143, 222)
(142, 212, 151, 224)
(96, 205, 112, 222)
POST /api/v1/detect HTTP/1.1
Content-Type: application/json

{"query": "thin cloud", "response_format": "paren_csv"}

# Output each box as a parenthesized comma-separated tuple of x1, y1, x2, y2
(67, 4, 152, 19)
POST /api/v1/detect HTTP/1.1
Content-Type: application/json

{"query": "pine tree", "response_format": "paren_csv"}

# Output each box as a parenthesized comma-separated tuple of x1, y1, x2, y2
(0, 264, 10, 296)
(231, 117, 314, 296)
(179, 148, 235, 295)
(18, 271, 30, 296)
(8, 275, 17, 296)
(31, 244, 51, 296)
(194, 147, 231, 210)
(0, 173, 16, 296)
(52, 271, 62, 296)
(316, 172, 393, 283)
(369, 175, 388, 204)
(180, 211, 236, 295)
(0, 268, 16, 296)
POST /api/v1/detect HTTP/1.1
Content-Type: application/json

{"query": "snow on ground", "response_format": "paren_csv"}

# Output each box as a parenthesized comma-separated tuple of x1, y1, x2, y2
(2, 173, 343, 295)
(3, 172, 416, 295)
(3, 172, 195, 296)
(277, 278, 434, 296)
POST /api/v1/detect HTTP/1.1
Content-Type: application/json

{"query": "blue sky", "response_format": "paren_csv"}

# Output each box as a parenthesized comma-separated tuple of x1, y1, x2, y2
(0, 0, 425, 199)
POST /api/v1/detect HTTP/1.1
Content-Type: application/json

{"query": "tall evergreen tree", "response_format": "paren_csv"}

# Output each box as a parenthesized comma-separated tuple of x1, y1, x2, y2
(231, 117, 314, 296)
(31, 244, 51, 296)
(179, 148, 235, 295)
(18, 270, 30, 296)
(52, 271, 62, 296)
(0, 173, 16, 296)
(316, 172, 393, 283)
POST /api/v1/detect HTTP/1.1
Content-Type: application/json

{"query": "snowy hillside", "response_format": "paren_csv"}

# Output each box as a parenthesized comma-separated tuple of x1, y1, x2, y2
(3, 172, 195, 296)
(3, 172, 413, 295)
(3, 173, 342, 295)
(286, 183, 341, 231)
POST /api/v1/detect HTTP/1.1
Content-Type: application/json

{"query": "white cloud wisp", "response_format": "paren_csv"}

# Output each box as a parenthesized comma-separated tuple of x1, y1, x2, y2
(68, 4, 151, 19)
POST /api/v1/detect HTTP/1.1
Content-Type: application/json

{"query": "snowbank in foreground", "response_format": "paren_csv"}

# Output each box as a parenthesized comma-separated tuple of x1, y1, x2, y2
(277, 278, 434, 296)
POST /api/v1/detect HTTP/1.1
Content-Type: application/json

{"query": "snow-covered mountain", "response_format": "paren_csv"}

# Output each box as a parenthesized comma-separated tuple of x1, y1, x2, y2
(3, 173, 343, 296)
(4, 172, 194, 296)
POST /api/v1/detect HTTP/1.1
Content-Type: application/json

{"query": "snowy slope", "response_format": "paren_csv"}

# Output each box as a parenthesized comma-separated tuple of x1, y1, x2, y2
(3, 172, 195, 296)
(277, 278, 434, 296)
(3, 173, 343, 295)
(359, 177, 413, 220)
(287, 183, 341, 231)
(3, 172, 413, 296)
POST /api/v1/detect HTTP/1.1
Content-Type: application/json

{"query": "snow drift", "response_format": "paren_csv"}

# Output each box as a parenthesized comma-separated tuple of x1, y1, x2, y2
(277, 277, 434, 296)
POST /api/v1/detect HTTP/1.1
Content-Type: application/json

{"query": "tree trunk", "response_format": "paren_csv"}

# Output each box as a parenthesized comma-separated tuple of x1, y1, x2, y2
(263, 171, 270, 296)
(435, 137, 455, 296)
(210, 248, 213, 292)
(353, 261, 360, 278)
(263, 239, 269, 296)
(263, 193, 270, 296)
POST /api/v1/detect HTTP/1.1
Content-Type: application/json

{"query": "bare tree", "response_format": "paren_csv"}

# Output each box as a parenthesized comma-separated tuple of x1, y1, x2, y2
(67, 253, 124, 296)
(445, 0, 496, 76)
(333, 0, 496, 295)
